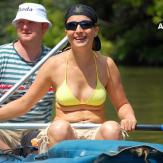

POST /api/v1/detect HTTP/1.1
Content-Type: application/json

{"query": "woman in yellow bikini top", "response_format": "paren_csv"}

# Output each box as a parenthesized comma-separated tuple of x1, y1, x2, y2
(0, 4, 137, 150)
(56, 54, 107, 107)
(51, 3, 136, 147)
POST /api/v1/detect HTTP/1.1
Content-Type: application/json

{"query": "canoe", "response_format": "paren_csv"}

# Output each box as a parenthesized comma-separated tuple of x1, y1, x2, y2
(1, 123, 163, 162)
(1, 140, 163, 163)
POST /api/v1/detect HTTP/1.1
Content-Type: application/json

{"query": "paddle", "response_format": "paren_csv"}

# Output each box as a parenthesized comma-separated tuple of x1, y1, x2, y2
(135, 124, 163, 131)
(0, 123, 163, 131)
(0, 36, 68, 105)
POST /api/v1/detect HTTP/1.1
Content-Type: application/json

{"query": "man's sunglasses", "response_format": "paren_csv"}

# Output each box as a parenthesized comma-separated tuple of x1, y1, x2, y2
(65, 20, 95, 30)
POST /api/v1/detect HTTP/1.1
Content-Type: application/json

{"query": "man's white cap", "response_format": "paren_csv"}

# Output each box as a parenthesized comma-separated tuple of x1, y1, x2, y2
(12, 3, 52, 27)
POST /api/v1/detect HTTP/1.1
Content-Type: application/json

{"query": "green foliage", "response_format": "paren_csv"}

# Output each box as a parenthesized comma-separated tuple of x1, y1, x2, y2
(100, 37, 114, 57)
(97, 0, 163, 66)
(147, 0, 163, 24)
(0, 0, 163, 66)
(0, 0, 21, 44)
(44, 10, 65, 47)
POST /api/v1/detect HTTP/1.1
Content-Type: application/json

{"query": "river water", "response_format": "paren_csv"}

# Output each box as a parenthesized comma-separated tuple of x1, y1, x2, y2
(105, 66, 163, 144)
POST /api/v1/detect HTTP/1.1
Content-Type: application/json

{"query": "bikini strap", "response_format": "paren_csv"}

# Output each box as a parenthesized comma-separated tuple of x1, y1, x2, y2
(93, 53, 99, 79)
(65, 54, 69, 82)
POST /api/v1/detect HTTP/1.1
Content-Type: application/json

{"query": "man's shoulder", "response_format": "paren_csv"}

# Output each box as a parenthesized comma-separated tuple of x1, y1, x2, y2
(0, 43, 13, 49)
(43, 45, 51, 52)
(0, 43, 14, 57)
(42, 45, 62, 56)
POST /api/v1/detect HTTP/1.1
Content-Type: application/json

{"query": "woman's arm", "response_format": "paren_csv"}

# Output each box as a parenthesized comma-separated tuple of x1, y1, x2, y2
(0, 59, 54, 121)
(106, 57, 137, 131)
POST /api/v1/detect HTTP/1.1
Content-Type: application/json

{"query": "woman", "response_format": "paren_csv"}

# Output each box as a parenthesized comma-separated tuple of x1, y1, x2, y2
(0, 4, 137, 152)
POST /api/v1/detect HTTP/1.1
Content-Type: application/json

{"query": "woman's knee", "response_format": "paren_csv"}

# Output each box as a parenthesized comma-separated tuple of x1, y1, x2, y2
(98, 121, 121, 140)
(48, 120, 74, 141)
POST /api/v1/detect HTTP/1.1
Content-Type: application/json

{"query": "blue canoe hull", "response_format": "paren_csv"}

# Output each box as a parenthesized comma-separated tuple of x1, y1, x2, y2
(1, 140, 163, 162)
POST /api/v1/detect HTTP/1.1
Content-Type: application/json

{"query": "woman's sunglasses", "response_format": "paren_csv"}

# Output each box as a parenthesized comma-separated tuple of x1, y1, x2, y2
(65, 20, 95, 30)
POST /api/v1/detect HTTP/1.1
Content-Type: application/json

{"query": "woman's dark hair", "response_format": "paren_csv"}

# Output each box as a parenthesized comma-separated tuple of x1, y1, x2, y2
(64, 4, 101, 51)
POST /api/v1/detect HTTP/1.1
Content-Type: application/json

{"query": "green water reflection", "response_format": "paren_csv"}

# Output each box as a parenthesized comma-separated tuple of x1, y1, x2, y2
(105, 67, 163, 144)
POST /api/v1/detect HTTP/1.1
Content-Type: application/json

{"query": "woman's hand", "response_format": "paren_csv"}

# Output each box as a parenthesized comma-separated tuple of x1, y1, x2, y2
(120, 118, 137, 131)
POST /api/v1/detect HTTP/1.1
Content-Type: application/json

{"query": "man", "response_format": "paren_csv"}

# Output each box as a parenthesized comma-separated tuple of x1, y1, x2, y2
(0, 2, 55, 150)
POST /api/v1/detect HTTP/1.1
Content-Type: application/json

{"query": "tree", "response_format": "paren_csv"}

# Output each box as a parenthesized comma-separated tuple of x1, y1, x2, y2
(1, 0, 163, 65)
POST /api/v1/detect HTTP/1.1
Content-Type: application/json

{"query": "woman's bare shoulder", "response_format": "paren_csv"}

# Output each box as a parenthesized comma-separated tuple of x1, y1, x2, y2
(104, 56, 120, 75)
(105, 56, 117, 68)
(44, 50, 68, 67)
(96, 52, 115, 66)
(96, 53, 119, 75)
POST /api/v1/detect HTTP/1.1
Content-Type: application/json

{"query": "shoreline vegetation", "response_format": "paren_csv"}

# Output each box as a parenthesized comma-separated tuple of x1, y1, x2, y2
(1, 0, 163, 66)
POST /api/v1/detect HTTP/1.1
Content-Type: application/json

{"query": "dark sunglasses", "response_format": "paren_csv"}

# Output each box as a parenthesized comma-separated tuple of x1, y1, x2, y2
(65, 20, 95, 30)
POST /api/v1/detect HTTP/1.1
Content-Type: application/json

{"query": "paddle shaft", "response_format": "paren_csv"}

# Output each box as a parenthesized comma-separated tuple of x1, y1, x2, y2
(135, 124, 163, 131)
(0, 36, 68, 105)
(0, 123, 163, 131)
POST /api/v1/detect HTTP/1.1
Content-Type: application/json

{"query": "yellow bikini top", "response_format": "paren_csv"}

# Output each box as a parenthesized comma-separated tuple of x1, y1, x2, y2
(56, 54, 107, 106)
